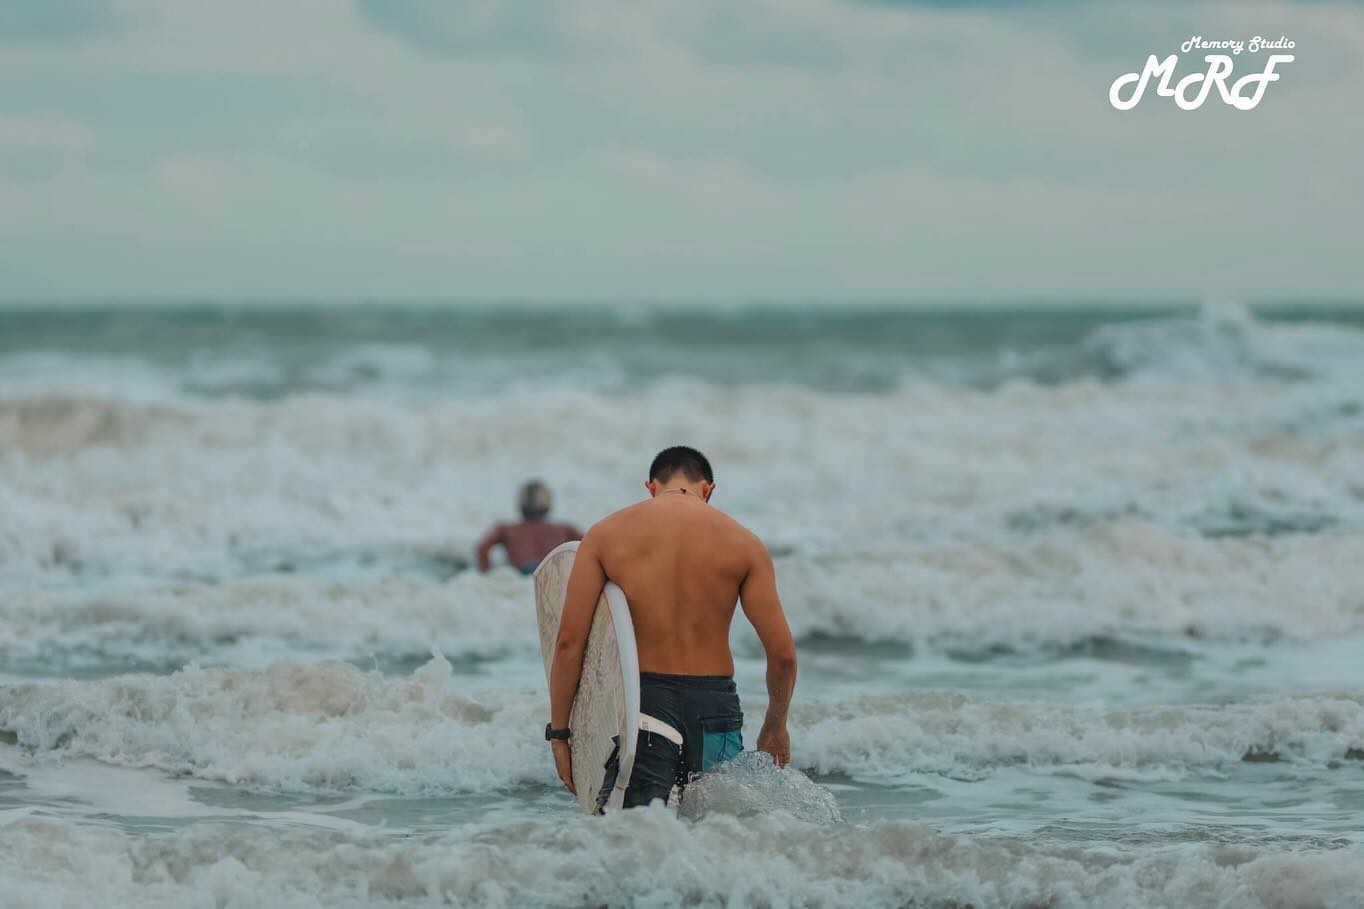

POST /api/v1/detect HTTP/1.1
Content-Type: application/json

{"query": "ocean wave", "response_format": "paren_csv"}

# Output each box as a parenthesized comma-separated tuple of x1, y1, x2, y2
(989, 301, 1364, 387)
(775, 522, 1364, 647)
(2, 659, 1361, 795)
(3, 375, 1362, 601)
(793, 690, 1364, 781)
(0, 394, 194, 458)
(2, 809, 1361, 909)
(0, 572, 534, 672)
(4, 521, 1363, 675)
(4, 303, 1364, 398)
(0, 657, 545, 794)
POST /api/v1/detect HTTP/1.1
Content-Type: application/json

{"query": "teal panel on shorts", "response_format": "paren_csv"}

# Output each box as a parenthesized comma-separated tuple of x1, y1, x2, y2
(701, 729, 744, 772)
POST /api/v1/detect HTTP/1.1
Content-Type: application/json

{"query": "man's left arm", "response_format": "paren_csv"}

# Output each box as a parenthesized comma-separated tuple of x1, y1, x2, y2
(547, 530, 606, 793)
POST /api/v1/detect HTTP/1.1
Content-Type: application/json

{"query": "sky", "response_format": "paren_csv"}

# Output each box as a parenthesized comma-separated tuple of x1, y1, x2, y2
(0, 0, 1360, 302)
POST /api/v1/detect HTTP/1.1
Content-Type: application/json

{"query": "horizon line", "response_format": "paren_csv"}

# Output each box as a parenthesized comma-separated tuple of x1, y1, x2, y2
(2, 296, 1362, 310)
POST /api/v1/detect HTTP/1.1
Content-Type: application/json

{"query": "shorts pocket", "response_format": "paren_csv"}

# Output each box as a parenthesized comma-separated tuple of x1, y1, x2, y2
(624, 730, 683, 809)
(699, 714, 744, 772)
(594, 736, 622, 815)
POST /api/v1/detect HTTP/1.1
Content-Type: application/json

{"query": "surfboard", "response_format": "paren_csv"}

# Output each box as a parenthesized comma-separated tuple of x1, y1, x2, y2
(533, 541, 640, 814)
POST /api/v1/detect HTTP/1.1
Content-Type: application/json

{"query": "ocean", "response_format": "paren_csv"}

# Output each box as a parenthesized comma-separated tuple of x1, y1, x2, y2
(1, 301, 1362, 908)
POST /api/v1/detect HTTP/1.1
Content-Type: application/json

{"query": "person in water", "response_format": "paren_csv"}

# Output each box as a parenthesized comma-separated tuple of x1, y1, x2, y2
(476, 481, 583, 575)
(547, 446, 797, 811)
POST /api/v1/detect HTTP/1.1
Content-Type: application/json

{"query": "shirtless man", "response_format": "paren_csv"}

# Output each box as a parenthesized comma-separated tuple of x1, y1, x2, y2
(547, 446, 797, 810)
(476, 481, 582, 574)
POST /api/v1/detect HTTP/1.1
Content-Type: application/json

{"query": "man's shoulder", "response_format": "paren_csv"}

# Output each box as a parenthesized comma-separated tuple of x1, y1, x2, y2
(582, 502, 647, 539)
(707, 506, 758, 536)
(714, 513, 769, 556)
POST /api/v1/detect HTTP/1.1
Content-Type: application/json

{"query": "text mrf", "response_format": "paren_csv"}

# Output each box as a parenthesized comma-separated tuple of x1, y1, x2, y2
(1110, 54, 1293, 111)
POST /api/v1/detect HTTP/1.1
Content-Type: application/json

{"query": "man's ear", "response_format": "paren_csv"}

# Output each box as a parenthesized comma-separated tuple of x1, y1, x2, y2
(702, 482, 716, 502)
(645, 480, 659, 498)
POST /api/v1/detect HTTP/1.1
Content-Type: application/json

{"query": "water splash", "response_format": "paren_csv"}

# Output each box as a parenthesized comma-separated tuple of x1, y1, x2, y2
(680, 751, 844, 824)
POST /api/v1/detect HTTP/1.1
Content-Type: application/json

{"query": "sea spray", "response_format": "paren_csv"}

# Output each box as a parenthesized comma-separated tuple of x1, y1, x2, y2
(4, 812, 1363, 909)
(3, 660, 1363, 794)
(680, 751, 844, 824)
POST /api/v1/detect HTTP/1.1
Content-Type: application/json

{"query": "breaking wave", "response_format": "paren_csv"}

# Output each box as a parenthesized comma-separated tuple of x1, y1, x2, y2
(3, 378, 1361, 596)
(999, 301, 1364, 387)
(4, 302, 1364, 397)
(2, 659, 1362, 795)
(2, 808, 1361, 909)
(4, 519, 1362, 676)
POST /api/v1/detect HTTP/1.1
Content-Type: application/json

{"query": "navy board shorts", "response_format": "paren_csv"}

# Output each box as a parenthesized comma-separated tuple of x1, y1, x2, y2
(595, 672, 744, 812)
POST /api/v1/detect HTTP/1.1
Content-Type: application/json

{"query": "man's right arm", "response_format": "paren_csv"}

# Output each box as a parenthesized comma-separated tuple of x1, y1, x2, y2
(738, 537, 797, 767)
(475, 525, 504, 573)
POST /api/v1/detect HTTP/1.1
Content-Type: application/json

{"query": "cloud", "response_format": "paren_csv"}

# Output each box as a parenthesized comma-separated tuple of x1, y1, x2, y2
(348, 0, 932, 68)
(852, 0, 1345, 6)
(0, 115, 94, 154)
(0, 0, 1359, 299)
(353, 0, 606, 58)
(0, 0, 130, 43)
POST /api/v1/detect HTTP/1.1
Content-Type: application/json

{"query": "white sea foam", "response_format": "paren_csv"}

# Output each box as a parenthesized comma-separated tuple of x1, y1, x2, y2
(1077, 301, 1364, 385)
(2, 809, 1361, 909)
(2, 375, 1361, 643)
(13, 392, 1364, 565)
(2, 659, 1361, 795)
(3, 520, 1361, 676)
(0, 657, 547, 794)
(791, 689, 1364, 782)
(678, 750, 845, 823)
(775, 522, 1364, 648)
(0, 572, 537, 670)
(2, 307, 1363, 906)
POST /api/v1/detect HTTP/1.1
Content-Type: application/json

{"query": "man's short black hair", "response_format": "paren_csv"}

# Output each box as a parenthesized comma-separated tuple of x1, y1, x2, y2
(649, 446, 714, 485)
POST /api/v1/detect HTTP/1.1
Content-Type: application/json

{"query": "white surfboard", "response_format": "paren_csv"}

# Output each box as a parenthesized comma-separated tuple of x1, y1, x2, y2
(534, 541, 640, 814)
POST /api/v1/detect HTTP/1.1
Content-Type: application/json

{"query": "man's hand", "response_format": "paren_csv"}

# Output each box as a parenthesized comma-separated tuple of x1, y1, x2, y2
(756, 718, 791, 768)
(552, 740, 576, 794)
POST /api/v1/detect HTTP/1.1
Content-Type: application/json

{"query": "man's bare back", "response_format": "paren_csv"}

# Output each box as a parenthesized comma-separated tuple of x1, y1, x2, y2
(547, 446, 797, 807)
(477, 519, 580, 574)
(590, 490, 754, 675)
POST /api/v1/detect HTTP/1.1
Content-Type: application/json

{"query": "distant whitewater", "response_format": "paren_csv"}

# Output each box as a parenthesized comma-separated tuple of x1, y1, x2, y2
(2, 302, 1363, 909)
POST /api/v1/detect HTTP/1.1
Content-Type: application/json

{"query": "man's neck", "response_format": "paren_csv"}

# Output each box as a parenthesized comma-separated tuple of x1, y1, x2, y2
(657, 485, 705, 500)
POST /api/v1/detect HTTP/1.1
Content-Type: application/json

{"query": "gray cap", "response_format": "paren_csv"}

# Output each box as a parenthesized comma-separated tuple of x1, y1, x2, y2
(518, 480, 552, 520)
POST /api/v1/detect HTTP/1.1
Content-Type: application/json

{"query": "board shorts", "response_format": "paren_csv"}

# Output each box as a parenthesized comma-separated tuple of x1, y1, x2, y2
(595, 672, 744, 812)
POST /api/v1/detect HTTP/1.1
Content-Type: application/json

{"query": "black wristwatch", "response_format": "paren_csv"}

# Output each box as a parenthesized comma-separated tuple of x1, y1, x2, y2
(545, 724, 572, 742)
